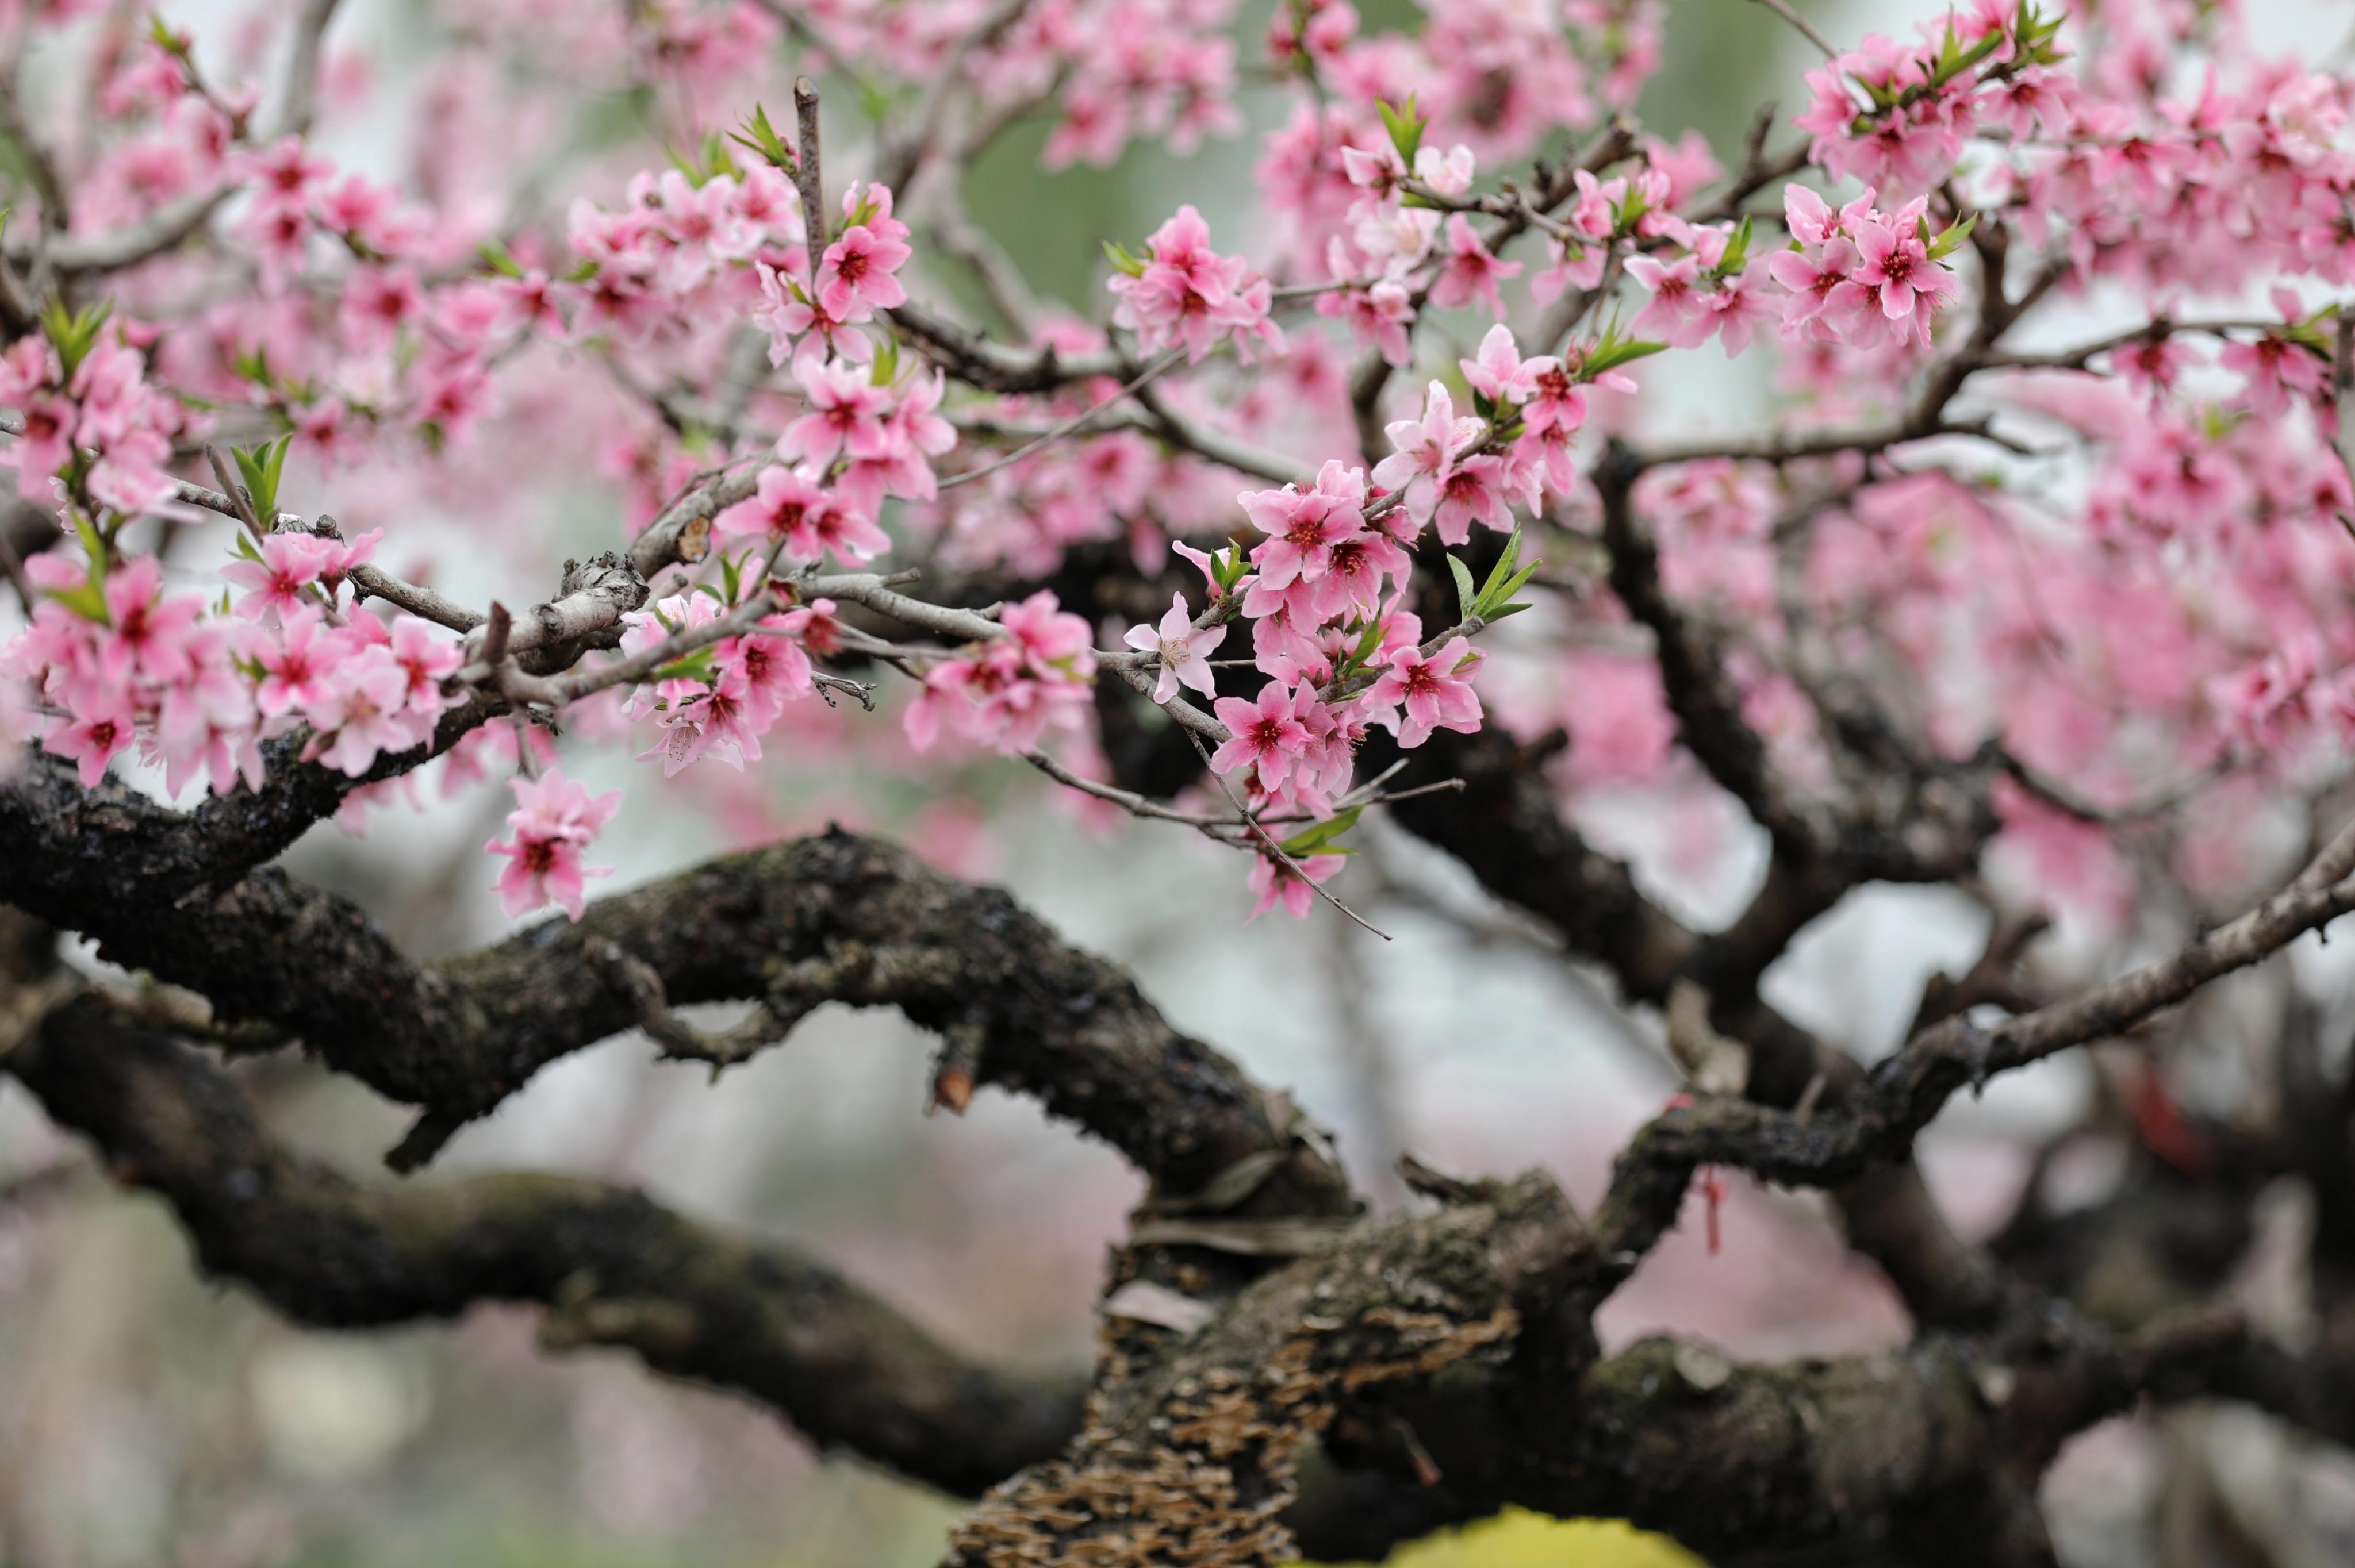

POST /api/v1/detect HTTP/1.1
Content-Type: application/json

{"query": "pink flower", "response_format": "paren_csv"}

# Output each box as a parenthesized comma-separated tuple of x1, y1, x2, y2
(1371, 382, 1483, 531)
(712, 618, 815, 724)
(42, 693, 138, 788)
(1368, 636, 1484, 747)
(223, 532, 345, 621)
(1241, 460, 1368, 590)
(387, 617, 462, 714)
(813, 216, 911, 322)
(1246, 848, 1345, 920)
(484, 768, 622, 921)
(1426, 213, 1521, 319)
(777, 358, 896, 472)
(1460, 324, 1548, 407)
(2213, 636, 2322, 750)
(98, 556, 203, 688)
(304, 645, 424, 775)
(2222, 295, 2331, 418)
(249, 606, 335, 716)
(713, 463, 889, 565)
(1313, 252, 1416, 366)
(1210, 679, 1317, 789)
(1625, 253, 1716, 349)
(1430, 454, 1513, 545)
(1125, 591, 1226, 703)
(1107, 205, 1283, 364)
(1850, 206, 1960, 342)
(903, 591, 1095, 756)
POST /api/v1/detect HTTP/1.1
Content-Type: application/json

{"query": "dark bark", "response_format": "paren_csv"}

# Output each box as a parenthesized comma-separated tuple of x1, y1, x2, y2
(6, 988, 1087, 1497)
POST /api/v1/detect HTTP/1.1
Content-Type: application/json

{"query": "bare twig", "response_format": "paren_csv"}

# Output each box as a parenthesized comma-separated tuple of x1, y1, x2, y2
(938, 348, 1187, 491)
(348, 564, 487, 633)
(1746, 0, 1840, 61)
(272, 0, 346, 139)
(1185, 728, 1391, 939)
(794, 76, 828, 279)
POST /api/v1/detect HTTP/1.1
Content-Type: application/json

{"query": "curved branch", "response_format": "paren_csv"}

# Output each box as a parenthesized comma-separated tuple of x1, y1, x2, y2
(0, 793, 1356, 1211)
(4, 989, 1084, 1497)
(1, 706, 500, 906)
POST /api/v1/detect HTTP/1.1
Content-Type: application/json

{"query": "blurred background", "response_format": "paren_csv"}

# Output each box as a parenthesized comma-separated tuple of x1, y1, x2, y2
(7, 0, 2355, 1565)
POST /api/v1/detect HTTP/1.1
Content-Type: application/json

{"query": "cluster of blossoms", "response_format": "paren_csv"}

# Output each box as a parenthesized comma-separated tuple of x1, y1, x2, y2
(231, 136, 431, 290)
(1760, 186, 1966, 351)
(565, 161, 808, 345)
(904, 592, 1099, 756)
(1307, 123, 1522, 365)
(6, 526, 459, 797)
(615, 590, 837, 776)
(74, 34, 243, 234)
(1256, 0, 1660, 275)
(0, 327, 186, 517)
(16, 0, 2355, 943)
(1107, 206, 1283, 364)
(1104, 312, 1631, 900)
(1792, 5, 2074, 197)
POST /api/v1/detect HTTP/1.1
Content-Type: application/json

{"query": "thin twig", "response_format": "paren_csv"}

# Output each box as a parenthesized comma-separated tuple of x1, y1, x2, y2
(273, 0, 346, 139)
(1745, 0, 1840, 61)
(938, 348, 1187, 491)
(1185, 729, 1391, 939)
(794, 76, 828, 282)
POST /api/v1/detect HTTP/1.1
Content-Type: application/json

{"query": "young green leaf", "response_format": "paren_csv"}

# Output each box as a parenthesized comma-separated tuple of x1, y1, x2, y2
(1377, 95, 1426, 163)
(39, 296, 114, 381)
(478, 239, 525, 278)
(232, 435, 293, 525)
(1278, 804, 1366, 858)
(1102, 239, 1148, 278)
(1448, 552, 1478, 621)
(728, 103, 798, 170)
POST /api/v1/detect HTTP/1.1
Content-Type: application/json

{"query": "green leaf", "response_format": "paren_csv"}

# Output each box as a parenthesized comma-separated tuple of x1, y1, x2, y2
(1478, 526, 1523, 602)
(1102, 239, 1147, 278)
(652, 649, 717, 685)
(47, 516, 112, 624)
(1470, 528, 1543, 621)
(147, 14, 193, 60)
(478, 239, 525, 278)
(39, 295, 114, 380)
(1712, 215, 1752, 280)
(869, 335, 900, 386)
(230, 344, 274, 389)
(1377, 95, 1426, 163)
(719, 549, 745, 606)
(703, 130, 741, 183)
(1925, 212, 1977, 262)
(728, 103, 799, 170)
(231, 435, 293, 525)
(1278, 803, 1366, 858)
(1582, 336, 1669, 377)
(1448, 553, 1478, 620)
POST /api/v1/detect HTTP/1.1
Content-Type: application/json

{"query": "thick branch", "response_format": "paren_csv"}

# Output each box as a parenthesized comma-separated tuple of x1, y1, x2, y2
(1, 703, 500, 905)
(1, 802, 1355, 1209)
(5, 989, 1083, 1497)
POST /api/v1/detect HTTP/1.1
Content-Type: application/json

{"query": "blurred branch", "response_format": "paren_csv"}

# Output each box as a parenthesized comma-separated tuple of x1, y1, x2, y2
(5, 986, 1087, 1497)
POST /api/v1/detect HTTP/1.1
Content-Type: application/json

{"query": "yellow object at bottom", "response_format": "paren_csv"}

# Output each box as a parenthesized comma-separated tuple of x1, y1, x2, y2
(1312, 1509, 1706, 1568)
